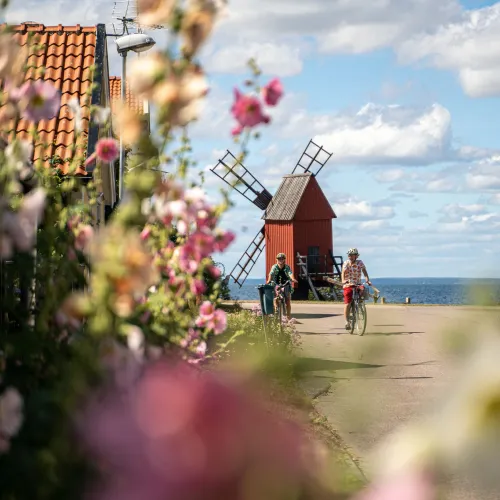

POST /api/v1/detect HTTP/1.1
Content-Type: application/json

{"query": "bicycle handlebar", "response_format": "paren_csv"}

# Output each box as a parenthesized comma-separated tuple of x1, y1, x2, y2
(271, 280, 291, 289)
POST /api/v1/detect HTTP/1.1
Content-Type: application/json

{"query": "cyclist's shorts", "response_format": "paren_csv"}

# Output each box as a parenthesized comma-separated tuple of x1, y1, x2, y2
(343, 286, 354, 304)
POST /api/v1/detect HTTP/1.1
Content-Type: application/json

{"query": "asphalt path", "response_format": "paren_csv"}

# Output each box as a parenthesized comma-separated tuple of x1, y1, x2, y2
(240, 301, 500, 499)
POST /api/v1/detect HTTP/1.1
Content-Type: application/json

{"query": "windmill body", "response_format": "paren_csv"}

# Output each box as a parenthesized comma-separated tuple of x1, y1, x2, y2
(211, 140, 344, 300)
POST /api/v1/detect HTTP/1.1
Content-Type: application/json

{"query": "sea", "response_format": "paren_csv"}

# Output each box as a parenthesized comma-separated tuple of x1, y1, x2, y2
(228, 278, 500, 305)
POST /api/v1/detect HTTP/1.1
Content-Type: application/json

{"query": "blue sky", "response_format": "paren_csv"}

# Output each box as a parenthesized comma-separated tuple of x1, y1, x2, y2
(5, 0, 500, 279)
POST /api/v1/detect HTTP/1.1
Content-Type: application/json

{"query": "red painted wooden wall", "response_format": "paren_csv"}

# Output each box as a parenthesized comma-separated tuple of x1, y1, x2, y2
(294, 175, 335, 222)
(265, 222, 294, 278)
(264, 175, 336, 279)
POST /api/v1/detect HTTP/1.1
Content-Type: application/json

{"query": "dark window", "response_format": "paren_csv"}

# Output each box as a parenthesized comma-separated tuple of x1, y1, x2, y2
(308, 246, 320, 274)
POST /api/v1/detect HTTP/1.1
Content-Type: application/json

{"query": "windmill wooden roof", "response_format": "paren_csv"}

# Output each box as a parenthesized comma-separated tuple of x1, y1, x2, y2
(263, 173, 337, 221)
(1, 23, 107, 175)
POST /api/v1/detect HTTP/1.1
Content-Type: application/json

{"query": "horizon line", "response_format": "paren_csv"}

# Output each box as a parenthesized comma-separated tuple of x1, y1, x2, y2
(242, 276, 500, 281)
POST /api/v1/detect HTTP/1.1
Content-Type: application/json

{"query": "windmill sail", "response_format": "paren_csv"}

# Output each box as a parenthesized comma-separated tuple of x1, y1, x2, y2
(210, 151, 273, 210)
(292, 139, 332, 176)
(228, 226, 265, 288)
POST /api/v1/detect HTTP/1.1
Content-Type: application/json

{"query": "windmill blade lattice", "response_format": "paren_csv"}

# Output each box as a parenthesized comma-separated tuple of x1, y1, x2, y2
(292, 139, 333, 176)
(210, 151, 273, 210)
(228, 226, 266, 288)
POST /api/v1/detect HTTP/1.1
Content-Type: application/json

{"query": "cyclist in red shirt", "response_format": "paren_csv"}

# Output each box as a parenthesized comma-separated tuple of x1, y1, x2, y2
(342, 248, 371, 330)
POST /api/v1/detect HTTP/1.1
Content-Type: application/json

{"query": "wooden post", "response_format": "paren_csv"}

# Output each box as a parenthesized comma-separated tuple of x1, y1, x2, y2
(373, 295, 378, 304)
(406, 297, 411, 304)
(381, 297, 386, 304)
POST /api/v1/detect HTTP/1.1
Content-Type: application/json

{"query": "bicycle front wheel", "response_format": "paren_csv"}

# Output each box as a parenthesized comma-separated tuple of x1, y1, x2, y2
(276, 300, 284, 336)
(353, 301, 367, 336)
(349, 303, 356, 335)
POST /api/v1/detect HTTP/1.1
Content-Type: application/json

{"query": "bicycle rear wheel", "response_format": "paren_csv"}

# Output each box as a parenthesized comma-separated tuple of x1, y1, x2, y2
(353, 301, 367, 335)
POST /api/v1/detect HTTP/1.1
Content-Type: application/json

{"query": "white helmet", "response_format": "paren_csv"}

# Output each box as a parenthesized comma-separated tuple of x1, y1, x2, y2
(347, 248, 359, 256)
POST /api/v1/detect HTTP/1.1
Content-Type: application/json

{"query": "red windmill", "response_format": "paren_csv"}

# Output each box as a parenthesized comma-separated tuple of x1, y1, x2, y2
(210, 139, 344, 300)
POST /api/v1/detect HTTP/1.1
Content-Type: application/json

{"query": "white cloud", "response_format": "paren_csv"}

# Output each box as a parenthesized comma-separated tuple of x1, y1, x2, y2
(209, 0, 460, 56)
(466, 156, 500, 191)
(488, 193, 500, 205)
(439, 203, 488, 223)
(189, 85, 232, 140)
(397, 4, 500, 97)
(5, 0, 107, 23)
(270, 100, 494, 166)
(385, 172, 459, 193)
(314, 103, 459, 165)
(195, 0, 464, 77)
(204, 42, 304, 77)
(333, 198, 395, 221)
(376, 156, 500, 194)
(356, 220, 399, 232)
(7, 0, 496, 102)
(374, 169, 406, 183)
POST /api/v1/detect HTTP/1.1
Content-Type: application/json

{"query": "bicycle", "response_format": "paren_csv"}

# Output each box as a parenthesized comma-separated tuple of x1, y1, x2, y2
(271, 280, 290, 335)
(347, 281, 371, 336)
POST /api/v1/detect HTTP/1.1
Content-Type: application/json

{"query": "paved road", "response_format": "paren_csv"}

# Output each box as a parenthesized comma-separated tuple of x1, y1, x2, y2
(241, 302, 500, 499)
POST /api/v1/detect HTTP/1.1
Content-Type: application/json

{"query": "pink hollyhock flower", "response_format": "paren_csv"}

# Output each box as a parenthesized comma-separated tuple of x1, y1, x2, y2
(210, 308, 227, 334)
(165, 199, 187, 217)
(199, 300, 215, 318)
(95, 138, 119, 163)
(262, 78, 284, 106)
(182, 231, 216, 261)
(83, 152, 97, 169)
(214, 229, 235, 252)
(167, 269, 184, 288)
(140, 227, 151, 240)
(17, 80, 61, 122)
(231, 124, 244, 136)
(353, 469, 436, 500)
(2, 188, 46, 253)
(178, 255, 199, 274)
(196, 209, 218, 230)
(180, 328, 200, 349)
(184, 186, 206, 206)
(67, 214, 82, 231)
(196, 340, 207, 357)
(0, 387, 24, 454)
(74, 224, 94, 251)
(176, 219, 188, 235)
(195, 302, 227, 335)
(78, 361, 321, 500)
(231, 88, 270, 134)
(190, 279, 206, 296)
(207, 265, 221, 278)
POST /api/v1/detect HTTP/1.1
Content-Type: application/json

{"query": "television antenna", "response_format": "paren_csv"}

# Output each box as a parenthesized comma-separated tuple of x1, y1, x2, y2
(106, 0, 165, 37)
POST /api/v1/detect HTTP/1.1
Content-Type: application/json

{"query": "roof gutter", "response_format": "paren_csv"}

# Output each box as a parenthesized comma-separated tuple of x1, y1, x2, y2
(84, 23, 106, 180)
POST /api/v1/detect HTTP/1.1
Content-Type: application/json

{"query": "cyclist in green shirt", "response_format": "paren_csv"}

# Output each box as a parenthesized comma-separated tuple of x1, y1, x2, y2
(267, 253, 298, 319)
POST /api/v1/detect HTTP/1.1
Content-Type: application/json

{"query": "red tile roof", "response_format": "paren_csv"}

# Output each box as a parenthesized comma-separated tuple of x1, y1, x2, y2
(109, 76, 144, 116)
(2, 23, 101, 175)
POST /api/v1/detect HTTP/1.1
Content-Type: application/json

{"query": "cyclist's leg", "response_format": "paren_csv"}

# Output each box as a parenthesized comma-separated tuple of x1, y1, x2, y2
(285, 284, 291, 319)
(343, 287, 353, 328)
